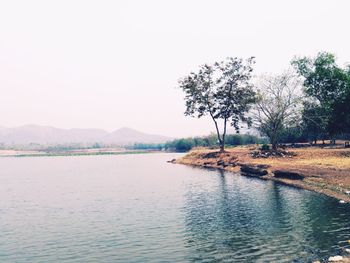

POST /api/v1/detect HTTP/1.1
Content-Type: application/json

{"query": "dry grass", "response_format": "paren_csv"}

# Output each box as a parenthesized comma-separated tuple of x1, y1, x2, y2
(247, 148, 350, 169)
(296, 157, 350, 168)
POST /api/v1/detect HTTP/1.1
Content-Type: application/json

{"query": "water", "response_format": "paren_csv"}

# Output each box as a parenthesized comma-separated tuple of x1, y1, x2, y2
(0, 153, 349, 262)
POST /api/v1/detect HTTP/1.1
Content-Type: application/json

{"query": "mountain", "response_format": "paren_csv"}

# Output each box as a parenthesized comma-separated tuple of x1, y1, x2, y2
(103, 127, 171, 144)
(0, 125, 172, 145)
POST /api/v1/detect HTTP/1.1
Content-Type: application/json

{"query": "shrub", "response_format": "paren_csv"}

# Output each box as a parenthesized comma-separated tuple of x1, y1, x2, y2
(260, 144, 270, 151)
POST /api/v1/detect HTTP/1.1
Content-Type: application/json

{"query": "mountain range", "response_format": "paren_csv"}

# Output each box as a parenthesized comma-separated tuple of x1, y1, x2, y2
(0, 125, 172, 145)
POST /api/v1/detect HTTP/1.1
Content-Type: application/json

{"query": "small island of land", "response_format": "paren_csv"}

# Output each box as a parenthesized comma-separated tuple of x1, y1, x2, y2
(175, 144, 350, 203)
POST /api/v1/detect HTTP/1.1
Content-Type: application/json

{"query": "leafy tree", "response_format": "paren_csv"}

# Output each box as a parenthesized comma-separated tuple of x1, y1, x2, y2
(292, 52, 350, 138)
(174, 138, 194, 152)
(225, 134, 244, 145)
(178, 57, 256, 152)
(331, 90, 350, 135)
(253, 71, 302, 150)
(301, 101, 329, 144)
(278, 126, 307, 144)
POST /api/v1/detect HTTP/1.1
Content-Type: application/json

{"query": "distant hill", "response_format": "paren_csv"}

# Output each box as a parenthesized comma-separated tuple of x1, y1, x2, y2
(0, 125, 172, 145)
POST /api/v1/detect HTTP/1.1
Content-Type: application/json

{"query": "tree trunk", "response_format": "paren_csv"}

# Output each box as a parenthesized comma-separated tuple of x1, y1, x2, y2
(272, 143, 278, 151)
(270, 133, 278, 151)
(220, 118, 227, 153)
(219, 142, 225, 153)
(271, 135, 278, 151)
(210, 114, 227, 153)
(209, 114, 223, 153)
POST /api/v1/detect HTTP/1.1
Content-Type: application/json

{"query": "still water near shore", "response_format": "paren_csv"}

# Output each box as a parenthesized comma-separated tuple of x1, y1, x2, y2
(0, 153, 350, 262)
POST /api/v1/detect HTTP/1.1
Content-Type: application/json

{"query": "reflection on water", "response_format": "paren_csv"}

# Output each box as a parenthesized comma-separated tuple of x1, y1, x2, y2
(0, 154, 349, 262)
(184, 169, 350, 262)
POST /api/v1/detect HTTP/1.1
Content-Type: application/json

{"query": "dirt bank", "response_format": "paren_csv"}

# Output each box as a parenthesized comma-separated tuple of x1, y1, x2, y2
(175, 146, 350, 202)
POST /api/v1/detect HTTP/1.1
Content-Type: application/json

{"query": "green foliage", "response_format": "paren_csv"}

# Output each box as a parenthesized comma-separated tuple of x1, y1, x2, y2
(92, 143, 101, 149)
(171, 139, 194, 152)
(260, 144, 270, 151)
(131, 143, 164, 151)
(300, 101, 329, 143)
(278, 126, 308, 144)
(330, 84, 350, 135)
(178, 57, 256, 151)
(292, 52, 350, 137)
(164, 134, 266, 152)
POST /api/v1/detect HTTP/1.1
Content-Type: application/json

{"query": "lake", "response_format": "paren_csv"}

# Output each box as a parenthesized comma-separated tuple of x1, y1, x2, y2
(0, 153, 349, 262)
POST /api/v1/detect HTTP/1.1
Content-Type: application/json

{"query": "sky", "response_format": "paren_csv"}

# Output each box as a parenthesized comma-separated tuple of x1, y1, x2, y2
(0, 0, 349, 137)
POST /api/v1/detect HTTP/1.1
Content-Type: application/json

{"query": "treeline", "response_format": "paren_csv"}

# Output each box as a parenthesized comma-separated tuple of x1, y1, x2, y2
(129, 134, 266, 152)
(177, 52, 350, 151)
(290, 52, 350, 144)
(129, 143, 164, 151)
(164, 134, 266, 152)
(0, 142, 125, 151)
(252, 52, 350, 149)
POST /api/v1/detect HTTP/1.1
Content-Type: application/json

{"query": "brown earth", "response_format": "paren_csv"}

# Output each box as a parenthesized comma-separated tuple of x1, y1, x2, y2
(175, 146, 350, 202)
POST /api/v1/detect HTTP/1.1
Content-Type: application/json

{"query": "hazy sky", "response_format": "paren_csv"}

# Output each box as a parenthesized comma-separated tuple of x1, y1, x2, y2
(0, 0, 349, 137)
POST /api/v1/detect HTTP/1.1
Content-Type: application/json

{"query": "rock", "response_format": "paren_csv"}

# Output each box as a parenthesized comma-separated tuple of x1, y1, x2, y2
(217, 160, 228, 167)
(240, 165, 268, 176)
(257, 164, 270, 169)
(251, 150, 295, 158)
(328, 255, 343, 262)
(273, 170, 304, 180)
(203, 152, 221, 159)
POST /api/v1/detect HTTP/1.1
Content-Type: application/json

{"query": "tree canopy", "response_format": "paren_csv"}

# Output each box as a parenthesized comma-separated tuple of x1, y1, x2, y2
(177, 52, 350, 151)
(178, 57, 256, 152)
(292, 52, 350, 138)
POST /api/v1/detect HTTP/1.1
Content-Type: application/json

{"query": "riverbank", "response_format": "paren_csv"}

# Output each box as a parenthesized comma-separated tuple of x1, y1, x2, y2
(175, 146, 350, 203)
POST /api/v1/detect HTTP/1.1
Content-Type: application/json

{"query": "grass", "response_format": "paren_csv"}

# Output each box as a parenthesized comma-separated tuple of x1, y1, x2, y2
(246, 148, 350, 170)
(296, 157, 350, 168)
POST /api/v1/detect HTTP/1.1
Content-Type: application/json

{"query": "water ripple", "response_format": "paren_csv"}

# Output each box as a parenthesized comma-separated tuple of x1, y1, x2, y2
(0, 154, 349, 262)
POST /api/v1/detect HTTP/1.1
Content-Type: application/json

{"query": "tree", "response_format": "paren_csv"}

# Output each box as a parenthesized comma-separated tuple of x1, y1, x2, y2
(178, 57, 256, 152)
(292, 52, 350, 138)
(301, 101, 329, 144)
(331, 90, 350, 136)
(253, 71, 302, 150)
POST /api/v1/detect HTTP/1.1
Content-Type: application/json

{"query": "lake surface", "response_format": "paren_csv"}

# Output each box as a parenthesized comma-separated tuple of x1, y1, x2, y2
(0, 153, 350, 262)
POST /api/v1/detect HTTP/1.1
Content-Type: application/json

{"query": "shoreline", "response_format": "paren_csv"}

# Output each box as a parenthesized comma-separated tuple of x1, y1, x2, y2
(175, 147, 350, 262)
(0, 149, 162, 158)
(174, 147, 350, 203)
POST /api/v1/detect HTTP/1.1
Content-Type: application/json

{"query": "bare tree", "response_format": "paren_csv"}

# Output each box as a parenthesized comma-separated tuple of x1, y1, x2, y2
(253, 71, 303, 150)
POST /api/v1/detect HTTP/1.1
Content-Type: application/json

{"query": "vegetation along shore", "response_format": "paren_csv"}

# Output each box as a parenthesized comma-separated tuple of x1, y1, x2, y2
(173, 51, 350, 209)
